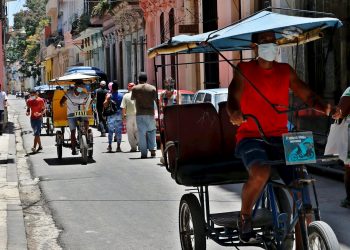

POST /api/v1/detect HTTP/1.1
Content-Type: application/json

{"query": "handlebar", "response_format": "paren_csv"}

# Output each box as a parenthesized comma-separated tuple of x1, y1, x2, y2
(64, 93, 92, 111)
(242, 114, 280, 147)
(243, 113, 340, 164)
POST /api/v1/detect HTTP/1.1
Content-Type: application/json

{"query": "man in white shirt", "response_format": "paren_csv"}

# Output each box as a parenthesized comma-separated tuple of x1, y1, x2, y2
(121, 82, 138, 152)
(0, 84, 8, 135)
(60, 80, 89, 155)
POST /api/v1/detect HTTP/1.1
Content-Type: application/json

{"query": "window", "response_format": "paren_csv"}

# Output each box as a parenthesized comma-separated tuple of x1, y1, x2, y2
(181, 94, 194, 104)
(203, 93, 212, 103)
(194, 93, 205, 103)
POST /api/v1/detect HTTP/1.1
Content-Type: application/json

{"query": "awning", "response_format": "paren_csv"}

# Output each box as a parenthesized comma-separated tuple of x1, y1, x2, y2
(148, 10, 343, 58)
(73, 27, 103, 42)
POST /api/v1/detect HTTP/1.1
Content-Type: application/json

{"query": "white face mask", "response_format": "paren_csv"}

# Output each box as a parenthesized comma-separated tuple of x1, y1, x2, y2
(258, 43, 278, 62)
(30, 95, 37, 100)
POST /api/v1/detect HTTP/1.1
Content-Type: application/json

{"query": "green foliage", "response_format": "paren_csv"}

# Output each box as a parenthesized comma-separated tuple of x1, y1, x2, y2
(7, 0, 48, 77)
(78, 13, 91, 33)
(91, 0, 111, 17)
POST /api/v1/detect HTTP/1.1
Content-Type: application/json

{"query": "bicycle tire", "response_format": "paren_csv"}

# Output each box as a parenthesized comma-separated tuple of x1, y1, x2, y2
(308, 221, 340, 250)
(57, 144, 62, 159)
(56, 131, 63, 159)
(81, 135, 88, 165)
(46, 117, 50, 135)
(261, 187, 293, 250)
(274, 187, 293, 250)
(179, 193, 206, 250)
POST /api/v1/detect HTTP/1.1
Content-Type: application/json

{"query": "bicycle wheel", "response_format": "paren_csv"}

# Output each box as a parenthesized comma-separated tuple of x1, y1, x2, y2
(81, 135, 88, 165)
(57, 144, 62, 159)
(274, 187, 294, 250)
(56, 131, 63, 159)
(179, 193, 206, 250)
(308, 221, 340, 250)
(46, 117, 51, 135)
(261, 187, 293, 250)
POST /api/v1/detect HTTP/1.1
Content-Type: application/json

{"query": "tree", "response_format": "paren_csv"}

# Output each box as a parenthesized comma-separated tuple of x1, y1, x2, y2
(7, 0, 48, 77)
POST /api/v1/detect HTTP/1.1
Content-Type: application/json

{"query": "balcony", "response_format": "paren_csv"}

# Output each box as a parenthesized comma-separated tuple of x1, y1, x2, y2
(46, 0, 58, 16)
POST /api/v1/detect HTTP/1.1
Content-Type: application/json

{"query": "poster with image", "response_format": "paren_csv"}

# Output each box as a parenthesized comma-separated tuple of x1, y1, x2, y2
(282, 131, 316, 165)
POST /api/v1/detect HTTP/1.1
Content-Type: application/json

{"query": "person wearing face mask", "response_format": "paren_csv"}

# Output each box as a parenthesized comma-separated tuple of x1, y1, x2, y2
(227, 31, 332, 244)
(26, 89, 46, 152)
(60, 80, 89, 155)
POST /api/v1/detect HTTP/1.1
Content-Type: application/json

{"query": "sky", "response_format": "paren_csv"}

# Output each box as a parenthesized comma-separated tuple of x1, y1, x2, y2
(7, 0, 26, 27)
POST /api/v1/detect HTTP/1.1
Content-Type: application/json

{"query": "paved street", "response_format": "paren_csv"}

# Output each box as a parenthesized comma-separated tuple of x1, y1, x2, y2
(5, 96, 350, 249)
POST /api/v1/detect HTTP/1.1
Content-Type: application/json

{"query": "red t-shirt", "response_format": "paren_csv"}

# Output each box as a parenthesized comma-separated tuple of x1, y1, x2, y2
(27, 97, 45, 120)
(236, 60, 290, 143)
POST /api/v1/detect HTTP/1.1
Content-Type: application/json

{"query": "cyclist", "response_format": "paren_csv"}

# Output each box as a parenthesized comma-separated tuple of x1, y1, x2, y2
(60, 80, 89, 155)
(226, 30, 331, 244)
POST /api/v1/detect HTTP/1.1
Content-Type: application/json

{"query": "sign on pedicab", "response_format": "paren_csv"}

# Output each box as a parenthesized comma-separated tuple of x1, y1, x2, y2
(282, 131, 316, 165)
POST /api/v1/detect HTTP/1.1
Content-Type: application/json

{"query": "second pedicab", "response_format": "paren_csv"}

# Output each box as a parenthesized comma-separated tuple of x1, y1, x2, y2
(50, 73, 97, 164)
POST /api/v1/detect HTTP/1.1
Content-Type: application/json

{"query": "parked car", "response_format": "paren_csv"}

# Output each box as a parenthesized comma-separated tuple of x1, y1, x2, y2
(118, 89, 128, 96)
(157, 89, 195, 105)
(193, 88, 228, 111)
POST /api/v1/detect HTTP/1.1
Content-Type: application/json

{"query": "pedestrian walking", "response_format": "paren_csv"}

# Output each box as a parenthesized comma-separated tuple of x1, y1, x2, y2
(107, 81, 120, 142)
(104, 81, 123, 152)
(159, 77, 177, 164)
(121, 82, 138, 152)
(0, 83, 8, 135)
(131, 72, 157, 159)
(26, 89, 46, 152)
(96, 80, 108, 137)
(325, 86, 350, 208)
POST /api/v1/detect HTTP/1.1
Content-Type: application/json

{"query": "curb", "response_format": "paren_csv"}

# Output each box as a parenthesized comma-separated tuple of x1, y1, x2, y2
(0, 107, 28, 250)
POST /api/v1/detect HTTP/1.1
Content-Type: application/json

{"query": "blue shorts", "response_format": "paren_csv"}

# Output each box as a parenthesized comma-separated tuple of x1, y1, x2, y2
(31, 118, 42, 136)
(235, 137, 295, 185)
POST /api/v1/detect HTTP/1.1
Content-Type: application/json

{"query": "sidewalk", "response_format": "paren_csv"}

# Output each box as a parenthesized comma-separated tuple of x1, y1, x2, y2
(0, 106, 27, 249)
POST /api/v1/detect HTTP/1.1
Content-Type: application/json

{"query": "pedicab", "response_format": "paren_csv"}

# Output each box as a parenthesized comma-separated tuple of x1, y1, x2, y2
(50, 73, 97, 164)
(148, 7, 343, 250)
(36, 85, 55, 135)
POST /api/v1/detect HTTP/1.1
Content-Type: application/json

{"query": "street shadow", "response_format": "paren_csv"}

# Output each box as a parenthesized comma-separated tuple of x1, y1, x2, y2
(21, 130, 33, 136)
(129, 157, 158, 160)
(43, 157, 96, 166)
(1, 121, 15, 135)
(0, 158, 15, 164)
(39, 133, 55, 137)
(26, 151, 46, 156)
(219, 183, 244, 193)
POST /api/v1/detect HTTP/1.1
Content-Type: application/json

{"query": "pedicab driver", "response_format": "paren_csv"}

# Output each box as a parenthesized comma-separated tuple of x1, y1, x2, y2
(60, 80, 89, 155)
(226, 31, 331, 244)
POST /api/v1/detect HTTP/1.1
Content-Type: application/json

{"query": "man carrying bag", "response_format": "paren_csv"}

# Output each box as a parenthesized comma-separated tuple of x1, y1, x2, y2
(325, 86, 350, 208)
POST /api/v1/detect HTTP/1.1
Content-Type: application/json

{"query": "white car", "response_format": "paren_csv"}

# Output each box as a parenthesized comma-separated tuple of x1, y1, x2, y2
(193, 88, 228, 111)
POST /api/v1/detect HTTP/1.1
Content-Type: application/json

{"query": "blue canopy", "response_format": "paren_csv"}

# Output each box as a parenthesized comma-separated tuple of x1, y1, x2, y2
(148, 10, 342, 57)
(65, 66, 107, 81)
